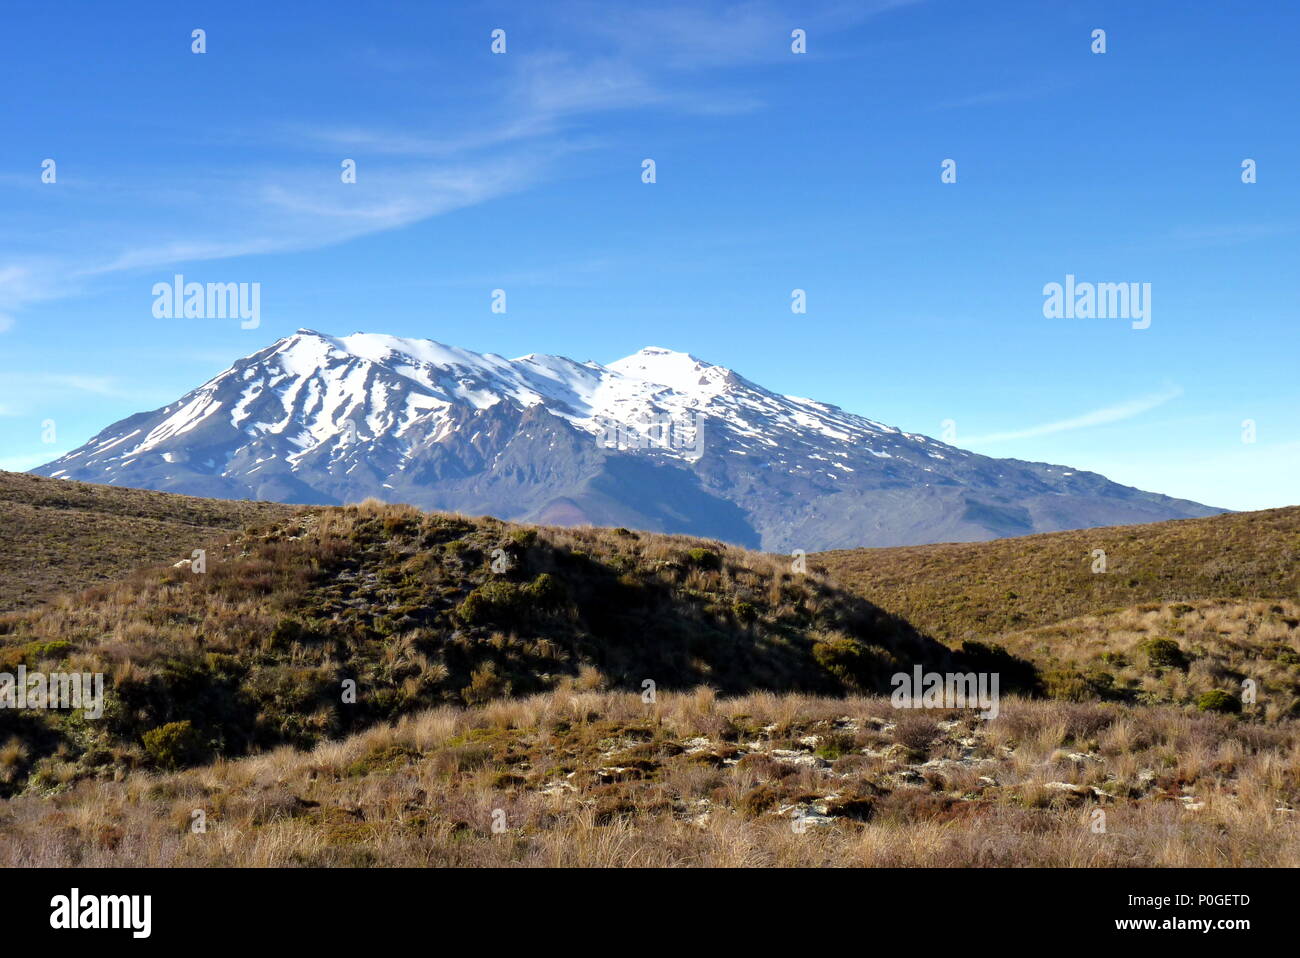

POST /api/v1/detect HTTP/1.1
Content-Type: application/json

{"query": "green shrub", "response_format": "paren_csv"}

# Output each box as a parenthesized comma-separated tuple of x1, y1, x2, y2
(381, 513, 419, 537)
(1266, 643, 1300, 666)
(1139, 638, 1187, 670)
(811, 636, 880, 688)
(814, 731, 856, 760)
(142, 720, 206, 769)
(1196, 690, 1241, 714)
(525, 573, 566, 609)
(269, 617, 323, 648)
(457, 575, 565, 625)
(1083, 669, 1115, 692)
(1035, 669, 1083, 701)
(1041, 668, 1114, 702)
(685, 548, 722, 571)
(0, 639, 73, 670)
(345, 744, 420, 777)
(455, 581, 525, 625)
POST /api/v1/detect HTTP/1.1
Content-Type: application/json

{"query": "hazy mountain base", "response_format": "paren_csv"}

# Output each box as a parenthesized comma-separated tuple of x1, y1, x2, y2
(38, 397, 1221, 551)
(2, 691, 1296, 867)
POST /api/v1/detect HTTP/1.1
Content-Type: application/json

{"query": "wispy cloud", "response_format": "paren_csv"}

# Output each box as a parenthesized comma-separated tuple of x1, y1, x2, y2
(37, 374, 126, 397)
(0, 262, 62, 332)
(80, 156, 544, 278)
(0, 373, 137, 418)
(961, 386, 1183, 444)
(0, 0, 919, 332)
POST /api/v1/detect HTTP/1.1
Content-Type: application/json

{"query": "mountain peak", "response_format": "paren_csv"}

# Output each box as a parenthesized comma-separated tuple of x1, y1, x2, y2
(608, 346, 735, 394)
(615, 345, 706, 365)
(32, 331, 1222, 551)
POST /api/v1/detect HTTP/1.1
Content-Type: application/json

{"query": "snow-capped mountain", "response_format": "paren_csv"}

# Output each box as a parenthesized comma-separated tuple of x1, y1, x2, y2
(33, 329, 1221, 550)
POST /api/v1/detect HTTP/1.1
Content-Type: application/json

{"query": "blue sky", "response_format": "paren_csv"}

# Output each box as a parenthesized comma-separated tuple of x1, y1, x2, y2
(1, 0, 1296, 511)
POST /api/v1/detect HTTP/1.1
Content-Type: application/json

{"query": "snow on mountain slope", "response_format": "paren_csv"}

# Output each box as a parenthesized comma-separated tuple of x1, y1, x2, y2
(32, 329, 1223, 550)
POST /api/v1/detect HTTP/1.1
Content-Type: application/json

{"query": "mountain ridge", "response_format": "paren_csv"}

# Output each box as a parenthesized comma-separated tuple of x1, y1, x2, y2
(32, 329, 1222, 550)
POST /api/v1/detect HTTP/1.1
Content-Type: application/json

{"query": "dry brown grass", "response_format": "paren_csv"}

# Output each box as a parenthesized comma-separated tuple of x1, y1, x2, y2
(0, 502, 946, 795)
(0, 470, 297, 613)
(4, 483, 1299, 867)
(2, 689, 1296, 867)
(995, 598, 1300, 718)
(817, 505, 1300, 643)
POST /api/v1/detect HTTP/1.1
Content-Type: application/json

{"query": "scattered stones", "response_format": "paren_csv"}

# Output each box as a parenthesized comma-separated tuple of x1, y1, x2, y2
(1043, 781, 1110, 801)
(769, 749, 826, 768)
(1064, 751, 1103, 765)
(595, 766, 638, 783)
(510, 713, 1240, 831)
(775, 801, 836, 828)
(889, 769, 927, 787)
(682, 799, 712, 827)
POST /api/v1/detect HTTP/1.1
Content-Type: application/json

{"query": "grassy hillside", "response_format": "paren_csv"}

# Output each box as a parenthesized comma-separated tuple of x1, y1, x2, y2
(0, 502, 951, 795)
(995, 598, 1300, 718)
(3, 690, 1296, 867)
(2, 490, 1298, 867)
(0, 470, 296, 613)
(817, 506, 1300, 644)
